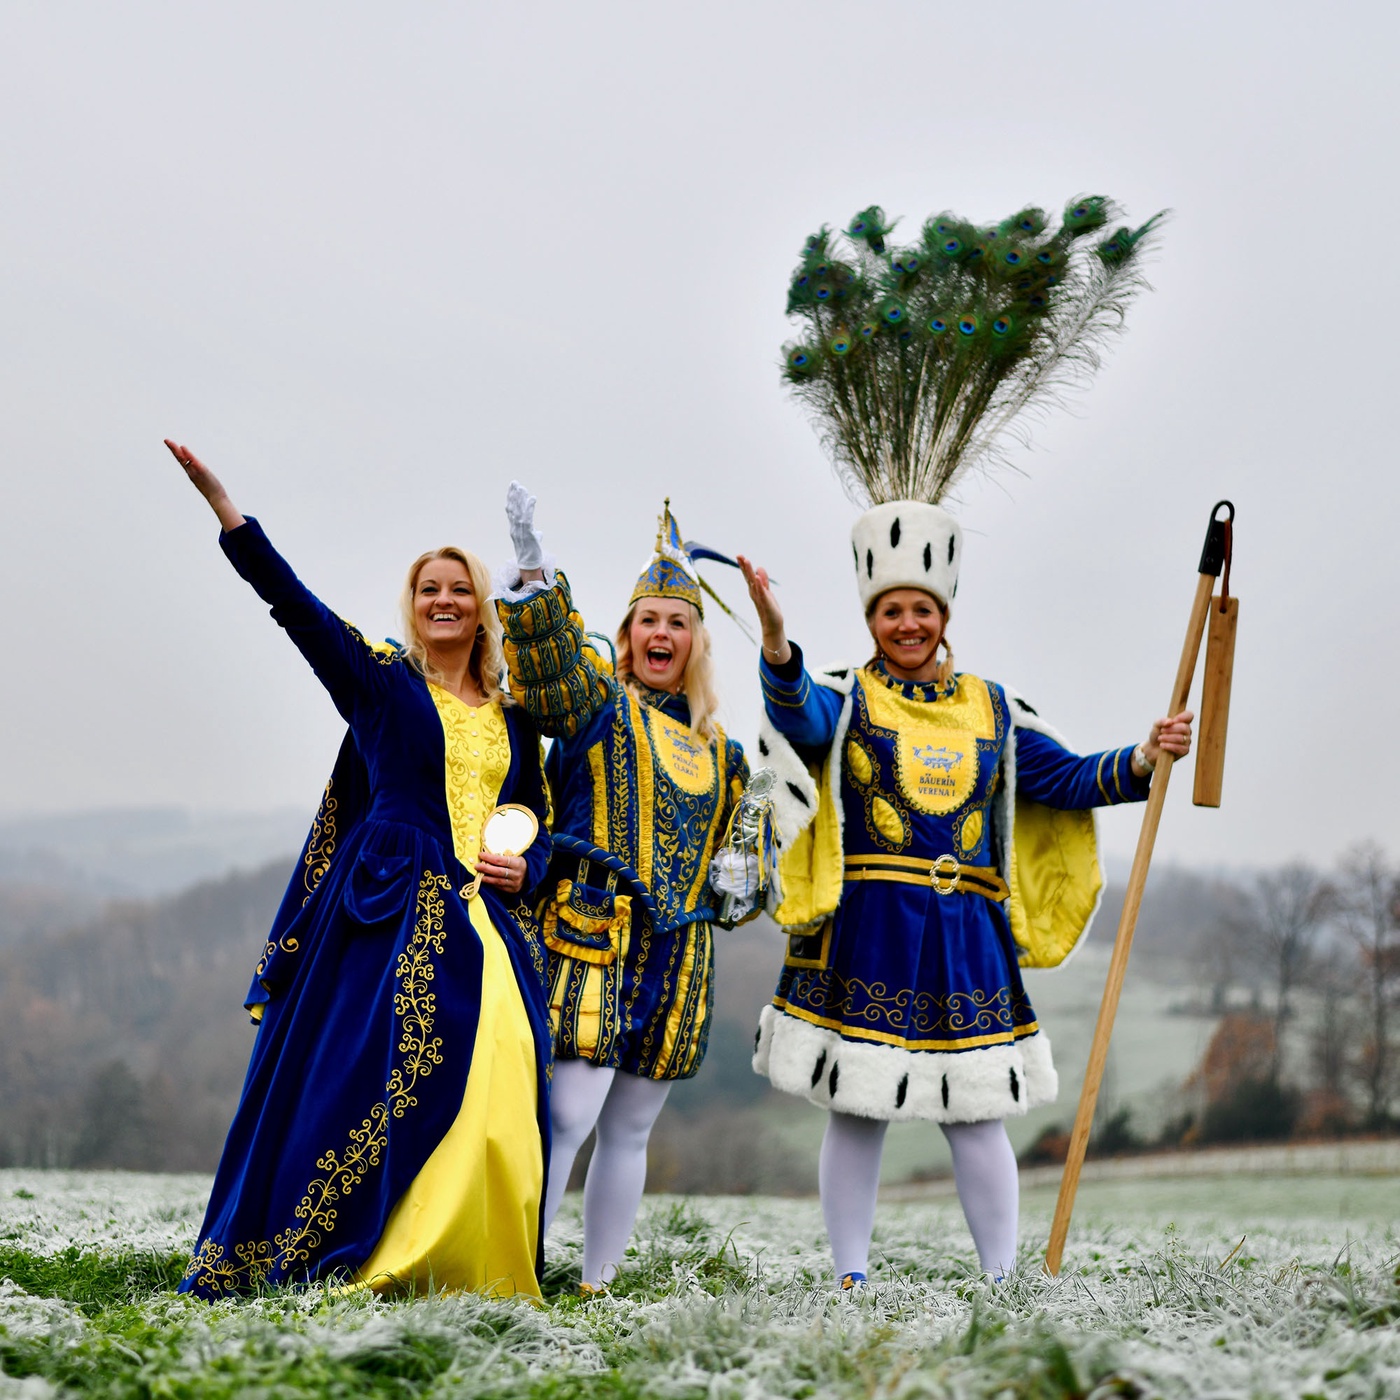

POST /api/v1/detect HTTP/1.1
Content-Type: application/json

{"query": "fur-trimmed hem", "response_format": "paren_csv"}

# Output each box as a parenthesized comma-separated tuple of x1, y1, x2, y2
(752, 1003, 1057, 1123)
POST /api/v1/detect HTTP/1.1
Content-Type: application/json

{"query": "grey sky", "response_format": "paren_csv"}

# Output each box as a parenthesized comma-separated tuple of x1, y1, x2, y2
(1, 1, 1393, 868)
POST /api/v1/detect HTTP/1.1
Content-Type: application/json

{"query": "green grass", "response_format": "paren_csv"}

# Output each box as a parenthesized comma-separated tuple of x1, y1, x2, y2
(0, 1175, 1398, 1398)
(0, 1243, 189, 1313)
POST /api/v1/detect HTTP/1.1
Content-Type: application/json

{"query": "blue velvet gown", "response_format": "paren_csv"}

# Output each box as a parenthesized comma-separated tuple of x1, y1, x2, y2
(179, 519, 554, 1300)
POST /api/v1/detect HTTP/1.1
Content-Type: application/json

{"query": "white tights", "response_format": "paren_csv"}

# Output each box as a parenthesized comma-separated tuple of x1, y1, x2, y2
(819, 1111, 1020, 1280)
(544, 1059, 672, 1286)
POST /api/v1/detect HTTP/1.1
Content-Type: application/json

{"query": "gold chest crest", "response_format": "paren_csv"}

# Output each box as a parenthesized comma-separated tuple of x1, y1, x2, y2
(642, 705, 717, 797)
(858, 672, 998, 816)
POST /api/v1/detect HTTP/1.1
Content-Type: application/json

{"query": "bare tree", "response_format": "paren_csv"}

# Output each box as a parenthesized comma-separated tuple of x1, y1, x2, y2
(1196, 879, 1262, 1012)
(1226, 863, 1333, 1080)
(1336, 843, 1400, 1128)
(1309, 948, 1354, 1098)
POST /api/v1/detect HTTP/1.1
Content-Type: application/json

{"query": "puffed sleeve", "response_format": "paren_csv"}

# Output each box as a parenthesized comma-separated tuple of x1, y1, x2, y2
(494, 571, 613, 739)
(759, 642, 847, 753)
(220, 517, 396, 722)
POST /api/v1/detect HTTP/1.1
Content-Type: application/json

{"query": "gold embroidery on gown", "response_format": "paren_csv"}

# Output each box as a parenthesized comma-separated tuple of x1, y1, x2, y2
(353, 691, 542, 1299)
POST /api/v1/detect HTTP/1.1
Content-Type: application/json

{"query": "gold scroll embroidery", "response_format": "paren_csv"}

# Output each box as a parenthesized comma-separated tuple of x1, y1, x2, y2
(184, 869, 450, 1295)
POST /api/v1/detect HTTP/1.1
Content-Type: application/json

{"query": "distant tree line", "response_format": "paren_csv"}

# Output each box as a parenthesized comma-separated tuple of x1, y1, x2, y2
(0, 842, 1393, 1179)
(0, 862, 289, 1171)
(1181, 842, 1400, 1141)
(1035, 843, 1400, 1163)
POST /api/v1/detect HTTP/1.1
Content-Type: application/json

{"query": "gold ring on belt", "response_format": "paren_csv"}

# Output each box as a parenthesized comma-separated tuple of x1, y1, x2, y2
(842, 853, 1009, 903)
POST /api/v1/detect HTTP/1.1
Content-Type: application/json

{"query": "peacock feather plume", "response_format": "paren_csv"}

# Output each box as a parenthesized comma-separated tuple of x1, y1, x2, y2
(781, 196, 1166, 506)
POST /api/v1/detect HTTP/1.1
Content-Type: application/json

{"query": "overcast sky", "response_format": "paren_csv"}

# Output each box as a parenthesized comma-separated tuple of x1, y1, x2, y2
(1, 1, 1394, 869)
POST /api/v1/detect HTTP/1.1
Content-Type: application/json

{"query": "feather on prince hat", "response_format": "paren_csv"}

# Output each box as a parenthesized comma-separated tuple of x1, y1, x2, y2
(630, 499, 759, 635)
(630, 500, 705, 615)
(781, 197, 1164, 612)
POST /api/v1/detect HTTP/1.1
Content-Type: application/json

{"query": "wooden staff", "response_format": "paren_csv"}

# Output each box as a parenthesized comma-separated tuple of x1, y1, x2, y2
(1044, 501, 1235, 1275)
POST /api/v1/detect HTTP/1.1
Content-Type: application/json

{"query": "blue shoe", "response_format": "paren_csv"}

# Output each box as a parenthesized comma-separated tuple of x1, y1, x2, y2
(839, 1271, 867, 1291)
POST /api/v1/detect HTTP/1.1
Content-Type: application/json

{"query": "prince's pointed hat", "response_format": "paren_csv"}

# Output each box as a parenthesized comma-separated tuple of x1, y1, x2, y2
(630, 500, 706, 616)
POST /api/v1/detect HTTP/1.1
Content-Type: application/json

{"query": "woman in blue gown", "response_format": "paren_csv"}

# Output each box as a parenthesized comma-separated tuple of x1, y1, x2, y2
(165, 441, 554, 1300)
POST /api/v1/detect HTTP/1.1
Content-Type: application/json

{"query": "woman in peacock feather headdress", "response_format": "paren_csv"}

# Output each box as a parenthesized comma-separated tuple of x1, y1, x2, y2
(739, 199, 1194, 1286)
(495, 488, 755, 1293)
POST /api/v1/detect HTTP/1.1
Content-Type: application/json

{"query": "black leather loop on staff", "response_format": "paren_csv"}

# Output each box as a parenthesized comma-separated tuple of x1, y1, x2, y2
(1199, 499, 1234, 577)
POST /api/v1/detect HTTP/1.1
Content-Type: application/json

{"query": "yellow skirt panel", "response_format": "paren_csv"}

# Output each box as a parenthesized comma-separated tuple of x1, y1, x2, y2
(353, 895, 542, 1299)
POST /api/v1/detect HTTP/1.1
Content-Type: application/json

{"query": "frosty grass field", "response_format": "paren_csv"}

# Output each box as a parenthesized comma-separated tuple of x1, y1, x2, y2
(0, 1169, 1395, 1398)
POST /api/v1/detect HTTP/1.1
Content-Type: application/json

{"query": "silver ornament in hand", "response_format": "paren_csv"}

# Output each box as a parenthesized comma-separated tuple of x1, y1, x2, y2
(710, 768, 781, 923)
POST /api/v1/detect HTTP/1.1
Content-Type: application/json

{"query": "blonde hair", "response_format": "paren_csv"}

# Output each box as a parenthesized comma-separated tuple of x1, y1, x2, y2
(399, 547, 507, 703)
(865, 592, 955, 688)
(615, 599, 722, 744)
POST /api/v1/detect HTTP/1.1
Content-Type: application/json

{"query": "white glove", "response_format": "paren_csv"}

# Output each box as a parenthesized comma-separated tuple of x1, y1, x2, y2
(505, 480, 545, 571)
(710, 849, 761, 921)
(709, 849, 760, 897)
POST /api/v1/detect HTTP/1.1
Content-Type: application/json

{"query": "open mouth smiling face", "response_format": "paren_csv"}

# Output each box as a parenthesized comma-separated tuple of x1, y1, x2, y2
(630, 597, 693, 693)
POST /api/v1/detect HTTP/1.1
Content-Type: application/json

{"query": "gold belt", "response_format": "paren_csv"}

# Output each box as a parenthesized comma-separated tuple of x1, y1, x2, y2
(843, 853, 1009, 902)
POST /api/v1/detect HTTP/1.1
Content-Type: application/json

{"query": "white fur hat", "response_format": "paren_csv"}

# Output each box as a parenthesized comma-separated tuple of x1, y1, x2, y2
(851, 500, 962, 612)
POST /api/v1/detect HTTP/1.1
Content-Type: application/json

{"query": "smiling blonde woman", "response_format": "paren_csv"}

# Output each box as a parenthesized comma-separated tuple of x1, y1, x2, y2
(496, 483, 750, 1292)
(164, 441, 553, 1303)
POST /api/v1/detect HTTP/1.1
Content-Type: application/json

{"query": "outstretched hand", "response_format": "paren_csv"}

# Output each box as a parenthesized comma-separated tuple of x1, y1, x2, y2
(505, 480, 545, 573)
(737, 555, 790, 666)
(1136, 710, 1194, 776)
(164, 440, 245, 532)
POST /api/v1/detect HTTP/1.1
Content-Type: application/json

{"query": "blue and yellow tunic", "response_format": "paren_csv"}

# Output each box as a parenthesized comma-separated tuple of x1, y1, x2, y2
(753, 647, 1148, 1124)
(180, 520, 553, 1300)
(497, 573, 748, 1081)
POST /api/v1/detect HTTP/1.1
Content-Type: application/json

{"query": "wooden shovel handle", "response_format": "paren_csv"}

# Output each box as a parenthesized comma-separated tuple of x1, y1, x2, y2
(1043, 568, 1216, 1274)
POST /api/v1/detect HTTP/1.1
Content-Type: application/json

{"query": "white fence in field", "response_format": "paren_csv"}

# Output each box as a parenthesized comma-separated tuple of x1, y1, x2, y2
(883, 1138, 1400, 1200)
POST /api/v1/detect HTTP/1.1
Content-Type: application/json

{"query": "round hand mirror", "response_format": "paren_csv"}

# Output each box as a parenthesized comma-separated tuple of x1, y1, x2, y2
(480, 803, 539, 857)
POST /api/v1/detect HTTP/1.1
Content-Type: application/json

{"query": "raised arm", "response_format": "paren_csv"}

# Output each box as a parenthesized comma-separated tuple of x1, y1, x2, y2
(166, 439, 247, 532)
(495, 481, 613, 739)
(1014, 711, 1193, 810)
(165, 439, 391, 721)
(738, 553, 791, 668)
(739, 553, 844, 751)
(506, 479, 549, 587)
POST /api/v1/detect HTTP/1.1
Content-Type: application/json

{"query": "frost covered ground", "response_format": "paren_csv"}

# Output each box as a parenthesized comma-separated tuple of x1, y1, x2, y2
(0, 1168, 1396, 1398)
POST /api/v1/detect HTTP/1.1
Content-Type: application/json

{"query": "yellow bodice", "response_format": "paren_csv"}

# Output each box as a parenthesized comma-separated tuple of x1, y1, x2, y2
(428, 688, 512, 869)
